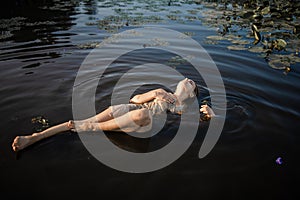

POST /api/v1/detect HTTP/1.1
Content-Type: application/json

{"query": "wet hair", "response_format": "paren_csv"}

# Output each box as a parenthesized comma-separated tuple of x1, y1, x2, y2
(194, 84, 199, 97)
(182, 83, 199, 109)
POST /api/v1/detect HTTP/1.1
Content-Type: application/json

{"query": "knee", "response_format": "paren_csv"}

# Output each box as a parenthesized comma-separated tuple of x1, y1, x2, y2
(131, 109, 151, 126)
(107, 106, 113, 112)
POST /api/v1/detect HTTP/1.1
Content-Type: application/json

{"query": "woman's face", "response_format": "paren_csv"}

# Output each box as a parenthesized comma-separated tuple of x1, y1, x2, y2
(175, 78, 196, 98)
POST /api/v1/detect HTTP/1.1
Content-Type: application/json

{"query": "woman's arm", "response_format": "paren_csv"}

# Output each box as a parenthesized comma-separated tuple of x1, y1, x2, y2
(130, 88, 175, 104)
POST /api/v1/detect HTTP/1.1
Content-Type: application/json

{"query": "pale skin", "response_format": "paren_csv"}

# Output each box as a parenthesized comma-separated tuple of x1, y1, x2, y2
(12, 78, 215, 152)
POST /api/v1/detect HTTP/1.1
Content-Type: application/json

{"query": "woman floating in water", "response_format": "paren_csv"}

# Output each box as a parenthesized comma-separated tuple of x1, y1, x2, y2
(12, 78, 215, 152)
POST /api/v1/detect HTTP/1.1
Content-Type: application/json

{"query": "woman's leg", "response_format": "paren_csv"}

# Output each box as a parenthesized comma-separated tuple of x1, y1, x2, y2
(70, 108, 151, 133)
(12, 107, 116, 151)
(12, 121, 72, 152)
(82, 104, 143, 123)
(77, 106, 114, 123)
(12, 108, 151, 152)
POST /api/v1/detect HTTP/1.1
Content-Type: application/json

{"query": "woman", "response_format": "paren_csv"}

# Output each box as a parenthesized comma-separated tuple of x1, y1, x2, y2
(12, 78, 215, 152)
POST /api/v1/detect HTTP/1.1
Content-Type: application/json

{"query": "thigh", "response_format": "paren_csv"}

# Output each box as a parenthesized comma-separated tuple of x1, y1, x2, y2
(101, 107, 152, 133)
(109, 104, 142, 119)
(85, 104, 143, 123)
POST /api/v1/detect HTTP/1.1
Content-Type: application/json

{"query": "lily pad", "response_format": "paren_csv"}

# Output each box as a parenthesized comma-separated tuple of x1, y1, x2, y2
(167, 55, 189, 66)
(204, 40, 219, 45)
(231, 39, 250, 45)
(248, 46, 268, 53)
(179, 32, 195, 39)
(227, 45, 247, 51)
(77, 42, 101, 49)
(268, 59, 290, 69)
(31, 116, 50, 132)
(261, 6, 270, 15)
(273, 39, 287, 51)
(206, 35, 225, 40)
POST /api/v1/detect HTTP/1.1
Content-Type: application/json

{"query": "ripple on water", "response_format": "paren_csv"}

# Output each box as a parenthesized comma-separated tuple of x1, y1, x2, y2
(224, 97, 256, 135)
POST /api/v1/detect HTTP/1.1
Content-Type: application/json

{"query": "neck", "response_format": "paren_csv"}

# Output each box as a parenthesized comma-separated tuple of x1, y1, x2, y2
(173, 92, 185, 106)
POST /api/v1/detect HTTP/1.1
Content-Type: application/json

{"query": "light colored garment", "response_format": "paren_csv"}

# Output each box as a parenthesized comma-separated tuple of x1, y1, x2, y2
(110, 99, 182, 118)
(142, 99, 183, 115)
(109, 99, 183, 133)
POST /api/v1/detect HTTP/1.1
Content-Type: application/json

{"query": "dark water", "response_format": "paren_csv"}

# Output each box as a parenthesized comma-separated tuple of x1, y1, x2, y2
(1, 0, 300, 199)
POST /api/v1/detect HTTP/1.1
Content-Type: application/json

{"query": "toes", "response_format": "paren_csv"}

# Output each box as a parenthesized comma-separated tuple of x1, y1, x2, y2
(13, 146, 18, 152)
(67, 120, 75, 130)
(12, 137, 19, 146)
(12, 144, 19, 152)
(12, 136, 21, 152)
(13, 136, 20, 142)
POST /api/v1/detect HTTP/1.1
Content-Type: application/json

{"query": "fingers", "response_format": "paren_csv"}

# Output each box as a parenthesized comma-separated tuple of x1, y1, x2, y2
(12, 145, 19, 152)
(166, 95, 176, 104)
(166, 95, 174, 103)
(200, 104, 215, 119)
(159, 92, 175, 104)
(200, 104, 208, 113)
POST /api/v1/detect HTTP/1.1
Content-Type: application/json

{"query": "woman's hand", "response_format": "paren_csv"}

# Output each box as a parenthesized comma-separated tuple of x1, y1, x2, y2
(200, 105, 215, 121)
(154, 89, 176, 104)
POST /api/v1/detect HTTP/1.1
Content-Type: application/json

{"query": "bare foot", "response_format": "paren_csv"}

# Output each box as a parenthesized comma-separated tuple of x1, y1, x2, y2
(12, 135, 35, 152)
(200, 105, 215, 121)
(67, 120, 76, 132)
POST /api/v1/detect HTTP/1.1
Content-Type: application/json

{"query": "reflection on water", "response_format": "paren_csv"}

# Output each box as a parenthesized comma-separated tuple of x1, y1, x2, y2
(0, 0, 299, 199)
(0, 0, 78, 41)
(2, 0, 300, 73)
(200, 0, 300, 74)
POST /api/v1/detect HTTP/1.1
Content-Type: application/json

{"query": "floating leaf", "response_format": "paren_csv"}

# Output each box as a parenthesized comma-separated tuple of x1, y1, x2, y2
(77, 42, 100, 49)
(31, 116, 50, 132)
(167, 55, 190, 66)
(206, 35, 225, 40)
(240, 10, 255, 19)
(261, 6, 270, 15)
(227, 45, 247, 51)
(204, 40, 219, 45)
(251, 24, 261, 45)
(268, 59, 290, 69)
(179, 32, 195, 39)
(231, 39, 250, 45)
(223, 34, 243, 41)
(273, 39, 287, 51)
(248, 46, 268, 53)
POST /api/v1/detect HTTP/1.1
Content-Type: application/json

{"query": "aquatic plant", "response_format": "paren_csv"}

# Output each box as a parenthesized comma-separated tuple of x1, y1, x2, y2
(76, 0, 300, 74)
(201, 0, 300, 74)
(31, 116, 50, 132)
(0, 17, 26, 40)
